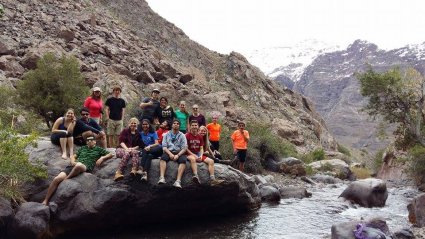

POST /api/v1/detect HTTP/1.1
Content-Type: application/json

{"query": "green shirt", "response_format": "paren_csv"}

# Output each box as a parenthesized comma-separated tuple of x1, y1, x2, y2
(76, 145, 109, 171)
(174, 110, 188, 131)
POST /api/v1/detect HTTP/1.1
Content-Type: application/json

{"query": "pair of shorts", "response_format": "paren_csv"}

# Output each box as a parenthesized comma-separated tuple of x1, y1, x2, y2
(161, 152, 187, 164)
(51, 132, 72, 145)
(236, 149, 247, 163)
(107, 119, 123, 136)
(195, 152, 207, 162)
(63, 164, 91, 175)
(210, 141, 220, 151)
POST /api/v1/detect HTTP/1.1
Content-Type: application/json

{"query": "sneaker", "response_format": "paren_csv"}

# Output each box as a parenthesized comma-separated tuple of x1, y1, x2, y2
(192, 175, 201, 185)
(114, 171, 124, 181)
(141, 172, 148, 182)
(130, 167, 137, 176)
(173, 180, 182, 188)
(210, 179, 224, 186)
(158, 177, 166, 184)
(136, 169, 144, 175)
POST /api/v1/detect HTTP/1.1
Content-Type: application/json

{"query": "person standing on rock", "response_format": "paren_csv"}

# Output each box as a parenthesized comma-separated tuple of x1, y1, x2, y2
(186, 120, 223, 185)
(206, 114, 221, 151)
(139, 89, 160, 129)
(174, 101, 189, 133)
(139, 119, 162, 182)
(50, 109, 77, 159)
(42, 136, 113, 205)
(158, 119, 188, 188)
(231, 121, 250, 172)
(105, 85, 126, 148)
(189, 104, 206, 127)
(84, 87, 104, 124)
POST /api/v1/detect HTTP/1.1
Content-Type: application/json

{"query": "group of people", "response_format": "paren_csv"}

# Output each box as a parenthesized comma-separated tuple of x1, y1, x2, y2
(43, 86, 250, 205)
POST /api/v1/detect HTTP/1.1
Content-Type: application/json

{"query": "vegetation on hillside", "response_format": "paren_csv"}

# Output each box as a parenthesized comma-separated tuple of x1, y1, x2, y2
(17, 53, 89, 128)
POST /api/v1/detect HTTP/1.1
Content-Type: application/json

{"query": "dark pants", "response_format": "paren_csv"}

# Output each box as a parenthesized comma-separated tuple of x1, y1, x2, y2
(51, 132, 72, 145)
(140, 145, 163, 172)
(236, 149, 247, 163)
(160, 151, 187, 164)
(210, 141, 220, 151)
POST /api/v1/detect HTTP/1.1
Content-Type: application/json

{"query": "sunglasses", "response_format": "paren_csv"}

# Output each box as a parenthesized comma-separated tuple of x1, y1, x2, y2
(193, 108, 198, 110)
(87, 138, 95, 141)
(81, 113, 89, 116)
(94, 91, 101, 93)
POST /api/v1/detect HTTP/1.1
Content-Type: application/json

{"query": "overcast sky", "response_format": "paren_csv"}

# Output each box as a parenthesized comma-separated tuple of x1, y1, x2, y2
(146, 0, 425, 54)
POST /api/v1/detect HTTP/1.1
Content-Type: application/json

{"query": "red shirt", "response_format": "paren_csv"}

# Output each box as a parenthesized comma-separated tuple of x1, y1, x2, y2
(84, 96, 103, 118)
(157, 128, 169, 144)
(185, 132, 204, 154)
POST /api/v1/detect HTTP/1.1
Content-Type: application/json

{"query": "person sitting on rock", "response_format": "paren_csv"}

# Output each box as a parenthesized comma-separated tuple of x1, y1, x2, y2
(231, 121, 250, 172)
(199, 125, 231, 165)
(206, 114, 221, 151)
(138, 88, 160, 129)
(186, 121, 223, 185)
(158, 119, 187, 188)
(139, 119, 163, 182)
(42, 136, 112, 205)
(157, 120, 170, 145)
(189, 104, 206, 127)
(51, 108, 77, 159)
(114, 118, 144, 181)
(73, 107, 107, 148)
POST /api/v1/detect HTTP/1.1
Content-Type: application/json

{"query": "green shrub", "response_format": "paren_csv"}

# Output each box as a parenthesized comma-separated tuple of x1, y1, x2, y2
(408, 145, 425, 184)
(17, 53, 89, 128)
(0, 124, 47, 202)
(219, 122, 298, 174)
(373, 149, 384, 172)
(350, 167, 371, 179)
(337, 143, 351, 156)
(300, 148, 326, 164)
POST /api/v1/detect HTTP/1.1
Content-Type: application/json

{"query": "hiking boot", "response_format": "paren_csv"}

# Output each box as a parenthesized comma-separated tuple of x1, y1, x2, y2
(173, 180, 182, 188)
(141, 172, 148, 182)
(114, 171, 124, 181)
(192, 175, 201, 185)
(130, 167, 138, 176)
(210, 179, 224, 186)
(158, 177, 166, 184)
(136, 169, 144, 175)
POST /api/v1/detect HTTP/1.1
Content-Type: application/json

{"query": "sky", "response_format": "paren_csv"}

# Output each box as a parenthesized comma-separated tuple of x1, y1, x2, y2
(146, 0, 425, 54)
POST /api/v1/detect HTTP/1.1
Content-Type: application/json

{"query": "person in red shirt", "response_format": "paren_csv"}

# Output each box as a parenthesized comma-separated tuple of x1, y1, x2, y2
(186, 120, 223, 185)
(84, 87, 103, 124)
(206, 115, 221, 151)
(231, 121, 250, 172)
(157, 120, 170, 145)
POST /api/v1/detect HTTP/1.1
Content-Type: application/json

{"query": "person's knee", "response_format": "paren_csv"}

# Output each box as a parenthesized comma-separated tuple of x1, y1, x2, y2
(75, 163, 86, 171)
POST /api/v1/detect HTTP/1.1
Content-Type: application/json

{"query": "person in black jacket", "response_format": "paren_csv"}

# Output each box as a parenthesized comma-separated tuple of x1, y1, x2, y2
(73, 107, 107, 148)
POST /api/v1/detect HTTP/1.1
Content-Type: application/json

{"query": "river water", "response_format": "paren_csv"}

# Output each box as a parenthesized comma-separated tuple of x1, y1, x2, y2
(63, 184, 418, 239)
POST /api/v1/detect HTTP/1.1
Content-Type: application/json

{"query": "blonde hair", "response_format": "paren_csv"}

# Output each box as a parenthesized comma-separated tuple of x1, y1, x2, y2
(199, 126, 210, 150)
(128, 117, 139, 126)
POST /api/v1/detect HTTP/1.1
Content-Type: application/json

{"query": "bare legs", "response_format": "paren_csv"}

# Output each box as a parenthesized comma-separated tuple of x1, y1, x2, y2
(59, 136, 74, 159)
(59, 138, 67, 159)
(159, 160, 186, 181)
(187, 155, 198, 175)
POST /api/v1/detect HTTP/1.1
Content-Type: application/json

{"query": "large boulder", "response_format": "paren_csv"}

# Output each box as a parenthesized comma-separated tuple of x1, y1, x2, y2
(279, 186, 312, 199)
(259, 185, 281, 202)
(264, 156, 306, 177)
(407, 193, 425, 227)
(7, 202, 50, 239)
(331, 218, 390, 239)
(0, 198, 13, 238)
(309, 159, 353, 180)
(17, 138, 261, 238)
(339, 178, 388, 207)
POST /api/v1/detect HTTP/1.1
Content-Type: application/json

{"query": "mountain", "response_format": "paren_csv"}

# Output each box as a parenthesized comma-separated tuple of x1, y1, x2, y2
(293, 40, 425, 153)
(246, 39, 340, 88)
(0, 0, 337, 153)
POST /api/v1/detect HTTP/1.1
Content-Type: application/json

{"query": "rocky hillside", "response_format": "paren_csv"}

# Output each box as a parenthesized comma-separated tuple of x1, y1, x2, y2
(0, 0, 336, 152)
(293, 40, 425, 153)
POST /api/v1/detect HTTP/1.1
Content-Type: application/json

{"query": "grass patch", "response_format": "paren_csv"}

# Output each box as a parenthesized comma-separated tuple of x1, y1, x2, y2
(337, 143, 351, 156)
(300, 148, 326, 164)
(350, 167, 371, 179)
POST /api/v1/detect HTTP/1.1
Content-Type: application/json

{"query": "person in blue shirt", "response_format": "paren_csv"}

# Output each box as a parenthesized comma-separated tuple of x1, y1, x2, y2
(139, 119, 162, 181)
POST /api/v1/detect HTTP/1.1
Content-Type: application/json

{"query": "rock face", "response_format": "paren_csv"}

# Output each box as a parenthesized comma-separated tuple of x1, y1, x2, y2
(6, 138, 261, 238)
(291, 40, 425, 153)
(0, 0, 337, 153)
(339, 178, 388, 207)
(407, 193, 425, 227)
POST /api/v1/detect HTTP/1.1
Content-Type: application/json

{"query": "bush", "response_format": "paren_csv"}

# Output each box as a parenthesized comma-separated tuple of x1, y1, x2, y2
(337, 143, 351, 156)
(17, 53, 89, 128)
(408, 145, 425, 184)
(0, 124, 47, 202)
(219, 122, 298, 174)
(373, 149, 384, 172)
(350, 167, 371, 179)
(300, 148, 326, 164)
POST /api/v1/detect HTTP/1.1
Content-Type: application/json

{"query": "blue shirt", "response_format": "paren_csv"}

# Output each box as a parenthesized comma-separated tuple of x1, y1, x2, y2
(162, 131, 187, 152)
(140, 131, 158, 146)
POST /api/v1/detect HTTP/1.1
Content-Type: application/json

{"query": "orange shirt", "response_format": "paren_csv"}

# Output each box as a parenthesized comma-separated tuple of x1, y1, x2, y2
(206, 123, 221, 141)
(231, 130, 249, 150)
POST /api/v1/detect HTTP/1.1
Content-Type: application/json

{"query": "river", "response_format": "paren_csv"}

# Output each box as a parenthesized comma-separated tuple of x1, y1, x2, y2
(61, 183, 418, 239)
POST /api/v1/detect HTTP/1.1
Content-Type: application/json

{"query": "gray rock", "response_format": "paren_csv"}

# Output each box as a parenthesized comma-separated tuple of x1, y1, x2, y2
(279, 186, 312, 199)
(311, 174, 342, 184)
(309, 159, 352, 180)
(392, 228, 414, 239)
(0, 197, 13, 237)
(259, 185, 281, 202)
(331, 218, 390, 239)
(280, 157, 303, 166)
(8, 202, 50, 239)
(253, 175, 267, 185)
(339, 178, 388, 207)
(179, 74, 193, 84)
(407, 193, 425, 227)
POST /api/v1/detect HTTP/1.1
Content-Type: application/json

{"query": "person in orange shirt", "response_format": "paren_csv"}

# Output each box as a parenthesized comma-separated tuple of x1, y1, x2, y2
(206, 115, 221, 151)
(231, 121, 250, 172)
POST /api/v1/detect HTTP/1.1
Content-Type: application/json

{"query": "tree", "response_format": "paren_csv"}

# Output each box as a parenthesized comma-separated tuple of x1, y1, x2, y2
(17, 53, 89, 127)
(357, 67, 425, 147)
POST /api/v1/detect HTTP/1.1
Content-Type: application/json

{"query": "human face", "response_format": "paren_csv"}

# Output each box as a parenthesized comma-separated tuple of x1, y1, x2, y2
(142, 121, 150, 131)
(94, 90, 101, 96)
(86, 138, 96, 148)
(160, 121, 168, 129)
(172, 121, 180, 131)
(192, 106, 198, 112)
(160, 98, 167, 107)
(113, 88, 121, 97)
(212, 116, 218, 123)
(81, 111, 89, 120)
(190, 122, 199, 134)
(129, 121, 138, 130)
(179, 103, 186, 111)
(65, 110, 75, 119)
(238, 123, 245, 130)
(199, 127, 207, 137)
(151, 91, 159, 100)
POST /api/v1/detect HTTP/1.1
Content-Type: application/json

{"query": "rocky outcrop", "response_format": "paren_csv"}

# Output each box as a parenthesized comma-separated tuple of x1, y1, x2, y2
(5, 138, 260, 238)
(407, 193, 425, 227)
(264, 156, 306, 177)
(339, 178, 388, 207)
(331, 218, 390, 239)
(309, 159, 353, 180)
(0, 0, 337, 153)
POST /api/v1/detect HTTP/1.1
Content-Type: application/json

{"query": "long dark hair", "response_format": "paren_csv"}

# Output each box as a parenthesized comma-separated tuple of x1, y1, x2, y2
(141, 119, 155, 133)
